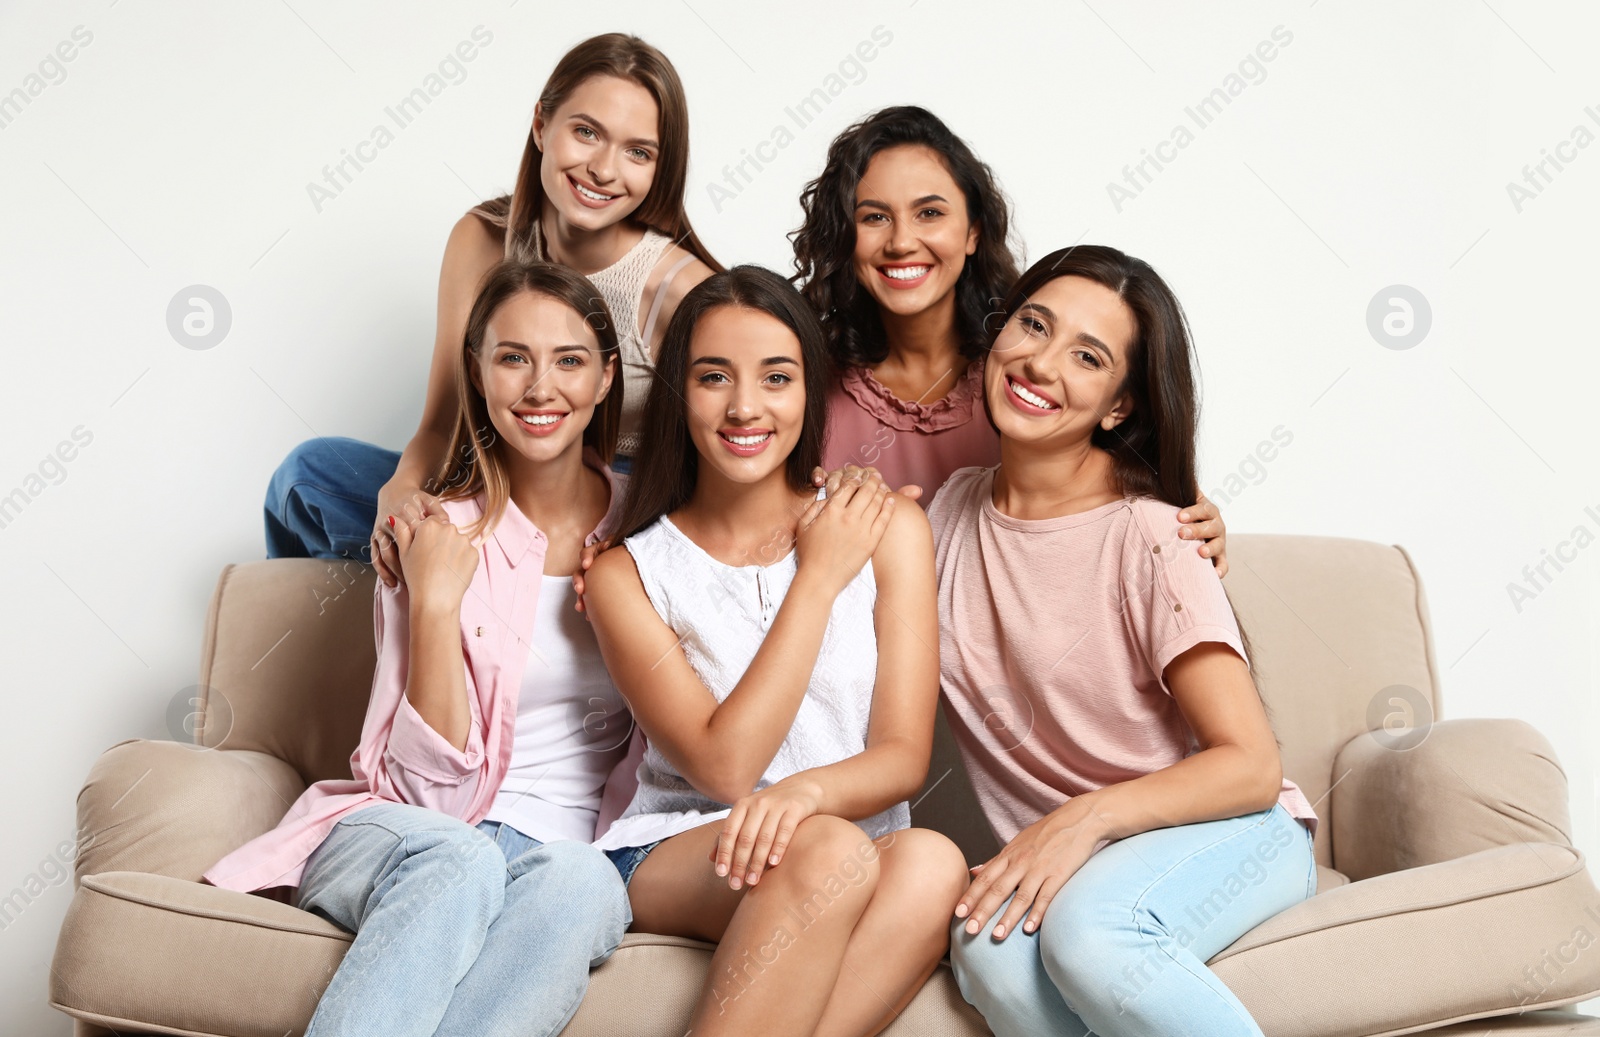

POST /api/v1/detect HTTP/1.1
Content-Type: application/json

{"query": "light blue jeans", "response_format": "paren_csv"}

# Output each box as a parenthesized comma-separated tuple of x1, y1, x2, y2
(950, 804, 1316, 1037)
(295, 801, 631, 1037)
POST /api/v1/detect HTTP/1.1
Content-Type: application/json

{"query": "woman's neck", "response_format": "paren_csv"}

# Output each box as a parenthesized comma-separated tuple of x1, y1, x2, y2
(679, 463, 808, 566)
(992, 435, 1122, 521)
(504, 441, 605, 537)
(538, 205, 644, 276)
(873, 290, 967, 402)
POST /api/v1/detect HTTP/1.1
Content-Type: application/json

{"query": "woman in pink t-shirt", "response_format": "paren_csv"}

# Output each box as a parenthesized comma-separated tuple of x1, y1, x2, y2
(930, 245, 1318, 1037)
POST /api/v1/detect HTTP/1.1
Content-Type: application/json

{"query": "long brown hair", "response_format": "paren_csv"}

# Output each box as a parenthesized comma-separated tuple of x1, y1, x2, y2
(471, 33, 721, 271)
(790, 105, 1019, 368)
(610, 266, 833, 545)
(434, 260, 622, 539)
(989, 245, 1200, 511)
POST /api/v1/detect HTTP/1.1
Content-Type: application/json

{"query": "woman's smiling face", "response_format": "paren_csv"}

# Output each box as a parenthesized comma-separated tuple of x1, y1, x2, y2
(534, 74, 660, 233)
(471, 290, 615, 464)
(985, 275, 1138, 449)
(683, 305, 807, 486)
(851, 144, 979, 321)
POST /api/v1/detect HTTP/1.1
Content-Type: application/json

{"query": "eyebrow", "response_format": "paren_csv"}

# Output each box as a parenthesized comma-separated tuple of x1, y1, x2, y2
(690, 355, 799, 367)
(1017, 303, 1115, 357)
(493, 341, 593, 353)
(567, 112, 659, 150)
(854, 193, 949, 211)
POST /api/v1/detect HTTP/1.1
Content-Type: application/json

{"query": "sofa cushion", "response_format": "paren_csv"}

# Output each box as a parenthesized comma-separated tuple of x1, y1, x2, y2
(1212, 844, 1600, 1037)
(51, 871, 988, 1037)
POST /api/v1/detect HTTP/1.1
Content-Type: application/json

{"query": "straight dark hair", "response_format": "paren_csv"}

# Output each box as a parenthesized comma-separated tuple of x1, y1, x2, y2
(435, 260, 621, 540)
(990, 245, 1200, 511)
(990, 246, 1265, 675)
(790, 105, 1019, 368)
(611, 266, 833, 544)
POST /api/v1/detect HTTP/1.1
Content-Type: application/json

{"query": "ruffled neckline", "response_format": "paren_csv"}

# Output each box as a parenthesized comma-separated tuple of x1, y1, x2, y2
(835, 359, 985, 434)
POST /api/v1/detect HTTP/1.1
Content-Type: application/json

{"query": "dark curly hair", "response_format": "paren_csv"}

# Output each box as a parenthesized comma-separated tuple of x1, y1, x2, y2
(789, 105, 1020, 369)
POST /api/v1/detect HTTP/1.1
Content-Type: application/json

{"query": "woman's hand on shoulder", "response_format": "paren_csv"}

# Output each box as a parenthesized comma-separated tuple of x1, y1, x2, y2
(388, 500, 479, 613)
(1177, 494, 1228, 578)
(571, 538, 616, 616)
(795, 468, 897, 599)
(811, 463, 924, 503)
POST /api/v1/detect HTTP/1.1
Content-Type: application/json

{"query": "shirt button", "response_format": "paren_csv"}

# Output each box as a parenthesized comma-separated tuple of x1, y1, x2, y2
(1173, 603, 1183, 613)
(1152, 545, 1162, 554)
(476, 626, 484, 636)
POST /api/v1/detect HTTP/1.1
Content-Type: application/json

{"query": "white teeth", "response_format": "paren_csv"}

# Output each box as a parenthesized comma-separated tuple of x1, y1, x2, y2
(723, 432, 771, 446)
(883, 265, 930, 280)
(572, 180, 615, 201)
(1010, 378, 1058, 410)
(519, 413, 562, 426)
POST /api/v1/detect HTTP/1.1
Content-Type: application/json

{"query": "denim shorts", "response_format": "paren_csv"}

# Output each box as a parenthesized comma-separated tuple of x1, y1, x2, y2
(603, 840, 661, 886)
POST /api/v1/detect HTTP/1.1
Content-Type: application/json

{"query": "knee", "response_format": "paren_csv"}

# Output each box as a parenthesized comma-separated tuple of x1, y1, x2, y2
(513, 841, 629, 947)
(763, 815, 880, 899)
(520, 841, 627, 911)
(406, 824, 506, 916)
(949, 915, 1037, 1009)
(876, 828, 969, 916)
(1035, 891, 1144, 1006)
(274, 437, 347, 484)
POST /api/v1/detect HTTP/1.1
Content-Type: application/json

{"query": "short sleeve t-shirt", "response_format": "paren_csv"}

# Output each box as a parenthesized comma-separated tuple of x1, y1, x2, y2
(927, 465, 1318, 845)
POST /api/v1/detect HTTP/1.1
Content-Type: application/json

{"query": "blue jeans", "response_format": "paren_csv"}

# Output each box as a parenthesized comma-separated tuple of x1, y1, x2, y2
(296, 802, 631, 1037)
(950, 804, 1315, 1037)
(264, 437, 636, 559)
(265, 437, 399, 561)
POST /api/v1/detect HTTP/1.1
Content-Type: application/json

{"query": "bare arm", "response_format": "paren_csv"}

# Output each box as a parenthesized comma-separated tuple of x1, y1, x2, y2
(584, 479, 896, 804)
(388, 505, 482, 751)
(958, 641, 1283, 938)
(370, 213, 503, 585)
(774, 495, 941, 819)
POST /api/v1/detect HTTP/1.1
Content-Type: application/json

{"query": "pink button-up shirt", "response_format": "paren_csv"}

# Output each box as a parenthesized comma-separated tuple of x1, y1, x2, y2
(203, 458, 629, 894)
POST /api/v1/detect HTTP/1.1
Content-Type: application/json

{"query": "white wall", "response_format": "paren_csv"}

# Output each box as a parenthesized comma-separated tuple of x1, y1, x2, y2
(1, 1, 1594, 1031)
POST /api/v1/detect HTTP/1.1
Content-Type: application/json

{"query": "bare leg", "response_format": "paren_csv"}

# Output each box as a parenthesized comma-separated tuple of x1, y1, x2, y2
(812, 828, 969, 1037)
(628, 814, 882, 1037)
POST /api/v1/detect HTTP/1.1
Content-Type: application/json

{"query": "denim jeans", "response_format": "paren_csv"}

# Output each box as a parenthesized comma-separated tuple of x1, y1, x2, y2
(296, 802, 631, 1037)
(265, 437, 399, 561)
(950, 804, 1316, 1037)
(264, 437, 637, 559)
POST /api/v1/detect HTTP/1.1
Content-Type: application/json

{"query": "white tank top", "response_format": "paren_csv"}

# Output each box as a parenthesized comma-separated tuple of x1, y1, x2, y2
(483, 576, 631, 843)
(590, 514, 911, 851)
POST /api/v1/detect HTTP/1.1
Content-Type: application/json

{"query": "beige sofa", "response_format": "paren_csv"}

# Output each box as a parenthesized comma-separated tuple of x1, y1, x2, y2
(50, 534, 1600, 1036)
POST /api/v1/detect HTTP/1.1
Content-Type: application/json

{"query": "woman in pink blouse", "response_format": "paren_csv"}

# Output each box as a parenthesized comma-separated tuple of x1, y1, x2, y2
(791, 105, 1230, 563)
(204, 262, 636, 1037)
(931, 245, 1318, 1037)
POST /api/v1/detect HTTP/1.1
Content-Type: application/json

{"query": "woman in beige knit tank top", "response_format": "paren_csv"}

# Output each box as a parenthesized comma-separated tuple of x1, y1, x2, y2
(262, 33, 718, 585)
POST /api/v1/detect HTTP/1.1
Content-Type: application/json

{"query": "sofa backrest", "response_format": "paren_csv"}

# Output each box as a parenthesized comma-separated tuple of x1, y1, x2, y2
(197, 534, 1441, 870)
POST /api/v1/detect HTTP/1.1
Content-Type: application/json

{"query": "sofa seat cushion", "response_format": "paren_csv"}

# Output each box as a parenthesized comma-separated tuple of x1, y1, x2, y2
(1317, 865, 1350, 893)
(1211, 844, 1600, 1037)
(52, 871, 988, 1037)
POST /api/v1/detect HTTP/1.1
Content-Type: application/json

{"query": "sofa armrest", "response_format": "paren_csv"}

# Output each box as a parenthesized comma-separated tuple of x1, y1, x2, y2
(1331, 717, 1571, 881)
(75, 739, 305, 887)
